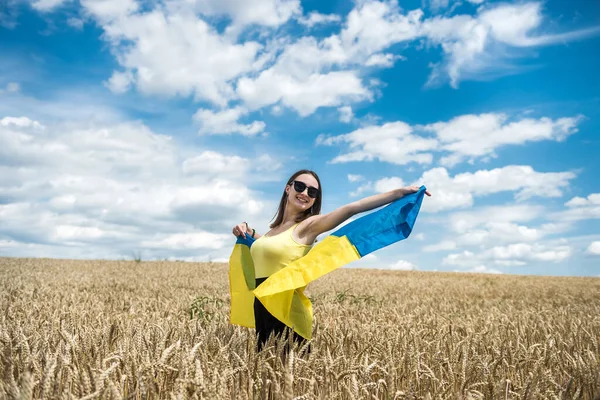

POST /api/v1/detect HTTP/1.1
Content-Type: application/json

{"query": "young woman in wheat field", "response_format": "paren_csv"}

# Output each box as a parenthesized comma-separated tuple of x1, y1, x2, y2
(232, 169, 432, 351)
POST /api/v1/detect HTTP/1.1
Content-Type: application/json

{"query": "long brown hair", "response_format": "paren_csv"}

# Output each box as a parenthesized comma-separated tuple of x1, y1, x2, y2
(270, 169, 322, 229)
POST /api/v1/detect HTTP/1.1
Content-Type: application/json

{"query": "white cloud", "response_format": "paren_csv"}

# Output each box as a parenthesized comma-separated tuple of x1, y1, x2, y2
(373, 177, 405, 193)
(81, 0, 139, 23)
(298, 12, 341, 28)
(459, 265, 503, 274)
(448, 204, 543, 232)
(347, 174, 364, 183)
(318, 122, 437, 165)
(105, 71, 133, 94)
(338, 106, 354, 123)
(142, 231, 231, 250)
(90, 7, 262, 106)
(423, 240, 456, 252)
(341, 2, 423, 58)
(238, 70, 370, 117)
(26, 0, 598, 116)
(365, 53, 402, 68)
(67, 17, 84, 29)
(30, 0, 70, 12)
(182, 151, 247, 178)
(443, 243, 572, 268)
(565, 193, 600, 208)
(555, 193, 600, 222)
(0, 114, 271, 259)
(427, 0, 450, 13)
(387, 260, 418, 270)
(422, 2, 600, 87)
(255, 154, 283, 174)
(177, 0, 301, 30)
(52, 0, 598, 123)
(193, 107, 265, 136)
(415, 166, 575, 213)
(586, 242, 600, 256)
(424, 113, 583, 166)
(349, 182, 372, 198)
(424, 204, 571, 250)
(321, 113, 581, 168)
(236, 2, 423, 115)
(1, 116, 45, 129)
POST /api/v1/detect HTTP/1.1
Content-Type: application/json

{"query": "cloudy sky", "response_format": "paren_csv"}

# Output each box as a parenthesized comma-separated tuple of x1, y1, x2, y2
(1, 0, 599, 276)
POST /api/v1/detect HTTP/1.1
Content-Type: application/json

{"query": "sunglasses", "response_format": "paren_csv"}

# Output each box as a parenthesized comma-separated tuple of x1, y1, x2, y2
(292, 180, 319, 199)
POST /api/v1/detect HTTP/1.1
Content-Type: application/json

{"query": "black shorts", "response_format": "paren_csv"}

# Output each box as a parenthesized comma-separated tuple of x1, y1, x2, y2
(254, 277, 308, 352)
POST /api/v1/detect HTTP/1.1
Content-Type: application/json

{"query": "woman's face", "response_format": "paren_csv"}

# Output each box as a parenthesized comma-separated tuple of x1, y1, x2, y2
(285, 173, 319, 212)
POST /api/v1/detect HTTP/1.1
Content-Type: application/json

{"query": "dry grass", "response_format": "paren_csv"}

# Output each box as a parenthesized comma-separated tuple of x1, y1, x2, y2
(1, 257, 599, 399)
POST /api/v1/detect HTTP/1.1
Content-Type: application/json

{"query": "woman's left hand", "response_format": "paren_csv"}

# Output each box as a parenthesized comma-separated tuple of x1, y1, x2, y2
(403, 186, 432, 197)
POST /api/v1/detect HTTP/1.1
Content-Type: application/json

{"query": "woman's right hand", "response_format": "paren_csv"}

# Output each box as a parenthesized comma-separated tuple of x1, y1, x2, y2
(232, 222, 248, 238)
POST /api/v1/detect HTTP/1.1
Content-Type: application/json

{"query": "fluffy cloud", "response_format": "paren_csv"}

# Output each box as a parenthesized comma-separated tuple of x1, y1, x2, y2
(96, 8, 262, 106)
(423, 204, 570, 251)
(80, 0, 139, 23)
(555, 193, 600, 222)
(443, 243, 572, 268)
(387, 260, 418, 270)
(182, 151, 247, 178)
(349, 182, 372, 198)
(317, 122, 437, 165)
(364, 53, 402, 68)
(298, 12, 341, 28)
(66, 0, 598, 122)
(424, 113, 582, 166)
(566, 194, 600, 207)
(373, 177, 405, 193)
(349, 176, 406, 197)
(30, 0, 70, 12)
(142, 231, 232, 250)
(379, 166, 575, 213)
(347, 174, 364, 182)
(193, 107, 266, 136)
(237, 70, 370, 116)
(422, 2, 600, 87)
(176, 0, 301, 30)
(320, 113, 582, 167)
(586, 242, 600, 256)
(0, 114, 273, 259)
(353, 165, 574, 213)
(338, 106, 354, 123)
(456, 265, 503, 274)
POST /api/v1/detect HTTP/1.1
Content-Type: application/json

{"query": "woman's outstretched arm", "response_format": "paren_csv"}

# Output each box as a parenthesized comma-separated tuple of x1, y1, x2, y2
(300, 186, 431, 241)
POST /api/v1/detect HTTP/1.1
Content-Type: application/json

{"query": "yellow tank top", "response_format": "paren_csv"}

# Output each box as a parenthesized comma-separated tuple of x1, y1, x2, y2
(251, 223, 313, 279)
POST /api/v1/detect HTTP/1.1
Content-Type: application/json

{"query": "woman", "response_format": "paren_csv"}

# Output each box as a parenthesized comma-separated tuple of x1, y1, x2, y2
(232, 169, 431, 350)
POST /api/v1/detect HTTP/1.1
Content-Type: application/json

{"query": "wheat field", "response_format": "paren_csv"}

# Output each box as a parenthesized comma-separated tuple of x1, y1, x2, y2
(1, 257, 599, 399)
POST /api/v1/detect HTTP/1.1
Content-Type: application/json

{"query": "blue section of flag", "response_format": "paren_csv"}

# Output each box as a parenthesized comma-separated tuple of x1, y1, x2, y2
(332, 186, 426, 257)
(236, 234, 256, 247)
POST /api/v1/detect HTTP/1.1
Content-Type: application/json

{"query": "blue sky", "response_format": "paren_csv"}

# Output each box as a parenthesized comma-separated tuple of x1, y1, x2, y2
(1, 0, 599, 276)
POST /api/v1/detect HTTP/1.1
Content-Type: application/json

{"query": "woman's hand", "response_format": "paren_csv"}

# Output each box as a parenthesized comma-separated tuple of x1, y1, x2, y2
(232, 222, 249, 238)
(402, 186, 432, 197)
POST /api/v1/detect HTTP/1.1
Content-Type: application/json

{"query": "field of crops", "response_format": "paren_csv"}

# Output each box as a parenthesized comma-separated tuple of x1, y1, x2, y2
(1, 257, 599, 399)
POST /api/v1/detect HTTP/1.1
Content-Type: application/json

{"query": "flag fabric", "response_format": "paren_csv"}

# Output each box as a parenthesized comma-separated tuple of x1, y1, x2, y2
(229, 185, 427, 339)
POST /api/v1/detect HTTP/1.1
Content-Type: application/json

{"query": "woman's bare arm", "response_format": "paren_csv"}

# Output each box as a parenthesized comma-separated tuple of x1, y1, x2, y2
(300, 186, 431, 240)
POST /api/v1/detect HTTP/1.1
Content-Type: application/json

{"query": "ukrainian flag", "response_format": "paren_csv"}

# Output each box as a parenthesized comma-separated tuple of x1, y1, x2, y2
(229, 185, 427, 339)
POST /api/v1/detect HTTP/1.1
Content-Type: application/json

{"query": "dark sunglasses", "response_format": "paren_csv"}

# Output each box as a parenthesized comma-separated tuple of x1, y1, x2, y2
(292, 180, 319, 199)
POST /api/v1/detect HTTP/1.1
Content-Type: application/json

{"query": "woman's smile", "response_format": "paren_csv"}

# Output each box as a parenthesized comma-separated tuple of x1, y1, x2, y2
(295, 195, 309, 204)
